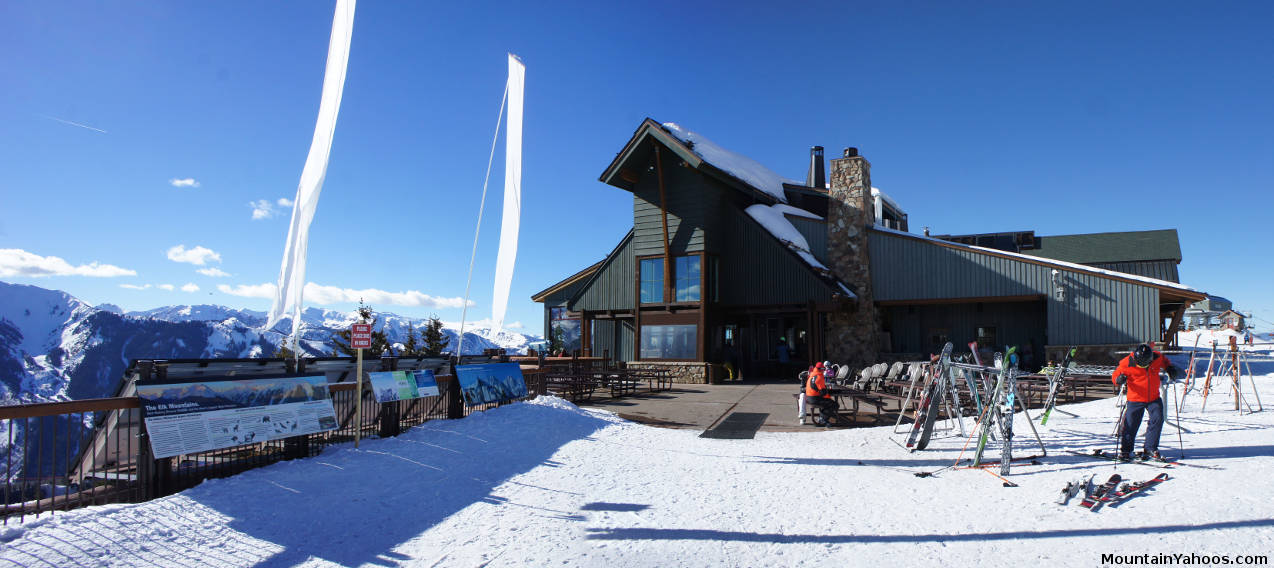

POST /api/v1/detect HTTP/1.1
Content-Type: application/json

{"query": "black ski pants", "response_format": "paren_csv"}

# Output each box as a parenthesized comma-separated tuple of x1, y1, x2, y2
(1120, 398, 1164, 456)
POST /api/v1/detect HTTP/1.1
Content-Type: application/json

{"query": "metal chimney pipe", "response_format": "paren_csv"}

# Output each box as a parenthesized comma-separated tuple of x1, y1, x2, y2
(806, 146, 825, 189)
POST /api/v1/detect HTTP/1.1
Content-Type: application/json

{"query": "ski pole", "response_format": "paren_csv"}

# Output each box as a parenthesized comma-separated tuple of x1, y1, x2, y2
(1172, 376, 1184, 459)
(1112, 384, 1128, 457)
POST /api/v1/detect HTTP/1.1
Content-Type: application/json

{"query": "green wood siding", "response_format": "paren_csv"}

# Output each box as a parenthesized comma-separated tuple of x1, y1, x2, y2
(787, 216, 828, 265)
(589, 320, 635, 362)
(568, 233, 635, 312)
(883, 301, 1046, 357)
(870, 230, 1160, 346)
(632, 151, 713, 257)
(717, 206, 836, 306)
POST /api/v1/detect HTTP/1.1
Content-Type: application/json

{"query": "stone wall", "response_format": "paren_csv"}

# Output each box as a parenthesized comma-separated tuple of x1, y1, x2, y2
(825, 149, 882, 368)
(627, 361, 712, 384)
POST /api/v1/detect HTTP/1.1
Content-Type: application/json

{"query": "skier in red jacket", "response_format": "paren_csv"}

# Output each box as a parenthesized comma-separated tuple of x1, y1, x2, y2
(1112, 343, 1181, 462)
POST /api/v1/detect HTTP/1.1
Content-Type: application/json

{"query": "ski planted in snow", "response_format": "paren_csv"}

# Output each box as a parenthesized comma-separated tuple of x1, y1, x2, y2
(998, 348, 1019, 476)
(1081, 473, 1122, 510)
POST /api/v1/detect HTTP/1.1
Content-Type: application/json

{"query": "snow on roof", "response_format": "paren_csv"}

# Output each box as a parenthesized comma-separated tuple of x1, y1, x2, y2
(662, 123, 797, 203)
(872, 226, 1201, 293)
(773, 203, 823, 221)
(745, 204, 856, 298)
(870, 187, 902, 213)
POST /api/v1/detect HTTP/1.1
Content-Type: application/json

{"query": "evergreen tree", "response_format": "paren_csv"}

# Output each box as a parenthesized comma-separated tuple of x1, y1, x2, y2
(273, 335, 299, 359)
(330, 301, 391, 357)
(548, 324, 565, 356)
(401, 322, 421, 356)
(422, 315, 450, 356)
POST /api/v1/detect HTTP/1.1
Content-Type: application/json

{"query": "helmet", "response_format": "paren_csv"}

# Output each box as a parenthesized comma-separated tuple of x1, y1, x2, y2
(823, 361, 832, 368)
(1132, 344, 1154, 368)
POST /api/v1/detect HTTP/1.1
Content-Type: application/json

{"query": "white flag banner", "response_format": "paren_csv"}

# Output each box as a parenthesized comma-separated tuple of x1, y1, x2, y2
(490, 53, 524, 335)
(266, 0, 357, 338)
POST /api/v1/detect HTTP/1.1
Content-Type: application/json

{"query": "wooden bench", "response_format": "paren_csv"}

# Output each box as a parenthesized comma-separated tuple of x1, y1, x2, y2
(544, 373, 598, 402)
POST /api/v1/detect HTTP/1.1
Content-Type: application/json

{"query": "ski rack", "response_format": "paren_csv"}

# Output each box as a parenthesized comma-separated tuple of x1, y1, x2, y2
(1187, 338, 1264, 414)
(955, 355, 1049, 473)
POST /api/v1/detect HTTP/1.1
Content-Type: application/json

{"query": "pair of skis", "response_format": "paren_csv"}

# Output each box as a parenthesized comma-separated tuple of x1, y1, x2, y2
(972, 346, 1018, 475)
(905, 342, 954, 451)
(1039, 347, 1077, 425)
(1078, 473, 1169, 510)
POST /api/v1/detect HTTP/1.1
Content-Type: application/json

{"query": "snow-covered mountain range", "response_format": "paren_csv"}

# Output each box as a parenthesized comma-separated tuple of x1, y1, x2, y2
(0, 281, 541, 405)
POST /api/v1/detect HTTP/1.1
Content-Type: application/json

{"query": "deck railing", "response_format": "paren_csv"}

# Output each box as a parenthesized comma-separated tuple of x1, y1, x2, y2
(1, 370, 547, 524)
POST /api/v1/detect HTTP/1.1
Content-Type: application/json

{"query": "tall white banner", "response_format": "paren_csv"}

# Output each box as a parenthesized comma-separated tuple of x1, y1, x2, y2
(266, 0, 357, 339)
(490, 54, 524, 335)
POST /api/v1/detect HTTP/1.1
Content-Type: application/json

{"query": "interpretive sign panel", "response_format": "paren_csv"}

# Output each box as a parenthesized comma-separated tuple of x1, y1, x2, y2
(454, 363, 527, 405)
(137, 375, 339, 459)
(367, 369, 440, 403)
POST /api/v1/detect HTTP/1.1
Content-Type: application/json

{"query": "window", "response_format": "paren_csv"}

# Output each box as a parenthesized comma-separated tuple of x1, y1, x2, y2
(640, 324, 696, 359)
(674, 256, 700, 302)
(640, 258, 663, 304)
(549, 307, 580, 354)
(976, 326, 997, 349)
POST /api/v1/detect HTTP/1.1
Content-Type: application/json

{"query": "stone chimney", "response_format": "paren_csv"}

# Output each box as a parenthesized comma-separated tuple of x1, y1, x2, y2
(825, 147, 881, 367)
(805, 146, 825, 189)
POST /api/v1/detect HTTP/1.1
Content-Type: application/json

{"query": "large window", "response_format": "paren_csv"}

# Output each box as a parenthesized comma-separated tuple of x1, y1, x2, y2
(640, 258, 663, 303)
(549, 307, 580, 354)
(674, 256, 700, 302)
(640, 324, 697, 359)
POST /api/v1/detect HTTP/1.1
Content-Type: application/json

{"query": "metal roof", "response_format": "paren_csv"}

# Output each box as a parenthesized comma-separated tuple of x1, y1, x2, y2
(1025, 229, 1182, 264)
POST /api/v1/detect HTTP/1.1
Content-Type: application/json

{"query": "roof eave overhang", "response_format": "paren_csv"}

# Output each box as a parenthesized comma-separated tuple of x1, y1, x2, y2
(599, 119, 782, 204)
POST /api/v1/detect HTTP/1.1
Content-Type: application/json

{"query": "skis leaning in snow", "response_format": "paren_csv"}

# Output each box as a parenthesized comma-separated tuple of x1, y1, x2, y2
(1081, 474, 1122, 511)
(1039, 346, 1076, 426)
(910, 342, 954, 451)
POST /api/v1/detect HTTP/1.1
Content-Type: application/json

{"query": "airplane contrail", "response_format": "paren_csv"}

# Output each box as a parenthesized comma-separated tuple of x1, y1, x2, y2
(38, 114, 108, 134)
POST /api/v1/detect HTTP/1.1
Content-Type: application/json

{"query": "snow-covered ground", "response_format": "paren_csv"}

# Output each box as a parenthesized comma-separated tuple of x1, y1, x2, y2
(2, 339, 1272, 567)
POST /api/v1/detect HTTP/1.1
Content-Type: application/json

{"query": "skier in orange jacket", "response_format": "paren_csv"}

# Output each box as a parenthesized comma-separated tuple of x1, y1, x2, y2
(1112, 343, 1181, 462)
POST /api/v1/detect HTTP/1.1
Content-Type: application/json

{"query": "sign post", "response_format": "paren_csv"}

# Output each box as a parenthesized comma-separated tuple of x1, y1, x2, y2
(351, 323, 373, 447)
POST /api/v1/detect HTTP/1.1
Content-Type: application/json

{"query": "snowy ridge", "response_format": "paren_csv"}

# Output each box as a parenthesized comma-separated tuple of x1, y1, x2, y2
(0, 281, 542, 407)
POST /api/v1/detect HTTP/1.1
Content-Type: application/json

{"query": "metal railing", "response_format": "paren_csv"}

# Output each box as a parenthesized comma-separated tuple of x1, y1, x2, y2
(2, 370, 547, 524)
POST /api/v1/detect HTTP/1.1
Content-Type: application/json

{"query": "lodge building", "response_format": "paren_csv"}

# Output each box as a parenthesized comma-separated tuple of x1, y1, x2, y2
(532, 119, 1206, 382)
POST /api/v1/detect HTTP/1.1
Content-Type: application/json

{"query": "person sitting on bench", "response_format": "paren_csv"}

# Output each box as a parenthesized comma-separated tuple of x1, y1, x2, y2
(804, 361, 838, 426)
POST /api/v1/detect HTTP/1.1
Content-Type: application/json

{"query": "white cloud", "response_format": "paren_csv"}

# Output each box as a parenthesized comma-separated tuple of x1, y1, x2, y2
(167, 245, 221, 266)
(197, 267, 232, 278)
(181, 283, 200, 293)
(170, 178, 200, 188)
(250, 198, 294, 220)
(119, 283, 151, 290)
(0, 249, 136, 278)
(217, 282, 472, 309)
(217, 283, 276, 299)
(158, 284, 175, 291)
(444, 318, 525, 331)
(249, 200, 275, 220)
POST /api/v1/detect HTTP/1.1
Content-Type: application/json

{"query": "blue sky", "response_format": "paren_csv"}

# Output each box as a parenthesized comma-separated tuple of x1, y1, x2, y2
(2, 1, 1272, 333)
